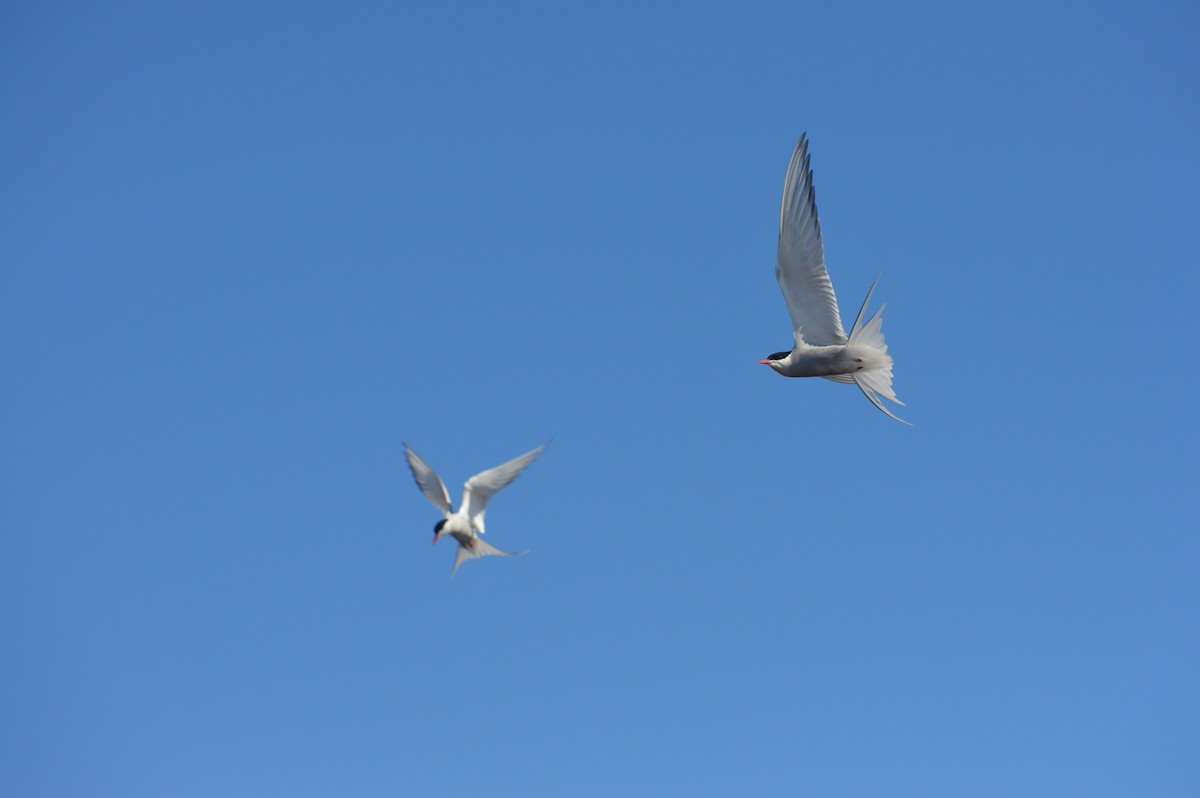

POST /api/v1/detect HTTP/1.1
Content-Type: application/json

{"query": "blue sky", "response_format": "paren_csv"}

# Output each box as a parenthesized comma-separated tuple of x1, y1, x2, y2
(3, 1, 1197, 795)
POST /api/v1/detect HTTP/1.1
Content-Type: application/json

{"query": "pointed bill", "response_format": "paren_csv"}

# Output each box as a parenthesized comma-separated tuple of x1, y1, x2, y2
(403, 443, 453, 516)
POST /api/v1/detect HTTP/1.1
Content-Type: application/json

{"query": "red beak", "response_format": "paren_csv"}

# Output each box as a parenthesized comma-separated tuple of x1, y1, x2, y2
(432, 535, 439, 546)
(757, 359, 772, 365)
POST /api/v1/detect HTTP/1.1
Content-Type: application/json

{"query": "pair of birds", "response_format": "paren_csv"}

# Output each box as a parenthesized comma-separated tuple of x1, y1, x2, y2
(407, 134, 907, 575)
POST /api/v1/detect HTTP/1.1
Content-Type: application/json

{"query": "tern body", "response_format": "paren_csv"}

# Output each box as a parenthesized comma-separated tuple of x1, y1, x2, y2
(403, 442, 547, 576)
(763, 342, 891, 379)
(762, 133, 908, 424)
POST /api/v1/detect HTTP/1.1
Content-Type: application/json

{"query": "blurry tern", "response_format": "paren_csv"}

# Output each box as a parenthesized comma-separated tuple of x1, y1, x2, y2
(403, 442, 547, 576)
(760, 133, 908, 424)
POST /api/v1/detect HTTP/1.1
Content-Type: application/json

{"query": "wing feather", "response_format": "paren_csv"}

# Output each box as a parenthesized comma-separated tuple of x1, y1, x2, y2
(403, 443, 453, 516)
(776, 134, 847, 346)
(462, 444, 547, 534)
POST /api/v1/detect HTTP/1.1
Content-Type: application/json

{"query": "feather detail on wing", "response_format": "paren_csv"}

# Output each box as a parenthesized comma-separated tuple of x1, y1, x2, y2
(462, 444, 548, 534)
(776, 134, 847, 347)
(403, 443, 452, 516)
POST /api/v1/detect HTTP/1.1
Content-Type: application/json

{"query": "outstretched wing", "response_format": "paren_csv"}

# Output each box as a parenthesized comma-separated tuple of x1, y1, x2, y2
(776, 133, 847, 347)
(403, 443, 452, 516)
(462, 443, 547, 534)
(451, 534, 525, 578)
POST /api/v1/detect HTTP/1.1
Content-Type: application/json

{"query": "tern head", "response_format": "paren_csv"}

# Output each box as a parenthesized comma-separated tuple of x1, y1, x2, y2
(758, 350, 791, 371)
(432, 518, 447, 546)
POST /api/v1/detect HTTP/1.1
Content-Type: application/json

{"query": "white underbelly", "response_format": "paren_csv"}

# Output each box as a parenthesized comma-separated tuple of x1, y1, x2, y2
(778, 344, 887, 378)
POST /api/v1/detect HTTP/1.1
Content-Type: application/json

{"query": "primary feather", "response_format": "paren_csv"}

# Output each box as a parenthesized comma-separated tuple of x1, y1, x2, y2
(402, 442, 452, 516)
(462, 444, 547, 534)
(776, 134, 847, 347)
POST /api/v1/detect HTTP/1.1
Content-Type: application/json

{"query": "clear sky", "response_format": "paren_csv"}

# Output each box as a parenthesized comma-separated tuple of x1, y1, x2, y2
(3, 1, 1197, 795)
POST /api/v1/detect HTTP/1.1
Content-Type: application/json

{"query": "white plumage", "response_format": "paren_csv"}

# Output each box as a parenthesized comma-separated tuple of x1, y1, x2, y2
(403, 442, 547, 576)
(761, 134, 908, 424)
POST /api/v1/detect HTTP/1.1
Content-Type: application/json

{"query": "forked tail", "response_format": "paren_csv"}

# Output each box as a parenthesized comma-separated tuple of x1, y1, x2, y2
(847, 274, 908, 425)
(451, 536, 527, 578)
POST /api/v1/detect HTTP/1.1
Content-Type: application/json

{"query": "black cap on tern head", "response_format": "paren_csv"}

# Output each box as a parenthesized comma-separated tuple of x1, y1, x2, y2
(766, 351, 790, 361)
(434, 519, 447, 534)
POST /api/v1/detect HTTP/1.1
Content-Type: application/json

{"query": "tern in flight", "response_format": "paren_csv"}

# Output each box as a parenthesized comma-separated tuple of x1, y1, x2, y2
(760, 133, 908, 424)
(403, 442, 547, 576)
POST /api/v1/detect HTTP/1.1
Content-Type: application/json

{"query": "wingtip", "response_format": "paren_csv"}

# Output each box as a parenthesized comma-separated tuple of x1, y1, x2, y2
(849, 272, 885, 339)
